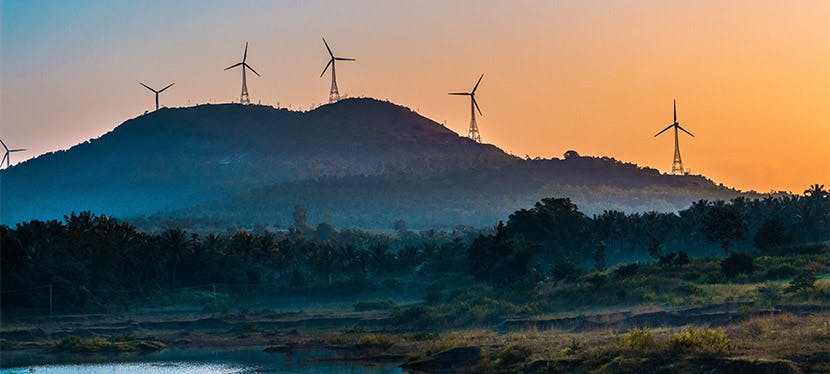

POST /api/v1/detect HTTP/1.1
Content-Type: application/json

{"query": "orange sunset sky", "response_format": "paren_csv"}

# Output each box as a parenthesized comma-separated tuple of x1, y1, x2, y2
(1, 0, 828, 193)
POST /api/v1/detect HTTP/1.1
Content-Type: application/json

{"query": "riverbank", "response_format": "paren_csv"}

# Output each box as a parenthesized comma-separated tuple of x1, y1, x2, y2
(2, 300, 828, 372)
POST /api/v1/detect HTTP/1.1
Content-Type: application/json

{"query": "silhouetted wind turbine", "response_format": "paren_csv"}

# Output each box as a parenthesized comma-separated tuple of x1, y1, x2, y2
(320, 38, 355, 103)
(1, 138, 26, 168)
(224, 42, 260, 104)
(139, 82, 174, 111)
(654, 99, 694, 175)
(449, 74, 484, 143)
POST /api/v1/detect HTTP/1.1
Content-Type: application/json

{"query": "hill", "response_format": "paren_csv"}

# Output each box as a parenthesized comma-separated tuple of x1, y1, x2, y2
(2, 98, 746, 228)
(0, 99, 511, 224)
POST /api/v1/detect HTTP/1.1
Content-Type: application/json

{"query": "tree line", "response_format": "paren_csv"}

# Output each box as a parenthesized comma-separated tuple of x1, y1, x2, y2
(1, 184, 826, 311)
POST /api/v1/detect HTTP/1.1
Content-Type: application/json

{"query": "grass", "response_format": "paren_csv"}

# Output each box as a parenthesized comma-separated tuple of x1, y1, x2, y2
(54, 336, 166, 353)
(353, 297, 397, 311)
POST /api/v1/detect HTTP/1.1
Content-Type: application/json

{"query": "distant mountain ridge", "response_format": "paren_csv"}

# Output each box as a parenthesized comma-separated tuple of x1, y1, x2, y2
(1, 98, 745, 228)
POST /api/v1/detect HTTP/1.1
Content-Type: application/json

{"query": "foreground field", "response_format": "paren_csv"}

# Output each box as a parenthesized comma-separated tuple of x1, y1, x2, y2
(2, 243, 828, 372)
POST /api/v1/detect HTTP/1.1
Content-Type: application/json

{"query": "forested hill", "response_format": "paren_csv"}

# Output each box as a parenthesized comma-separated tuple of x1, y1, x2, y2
(2, 98, 746, 228)
(0, 98, 511, 224)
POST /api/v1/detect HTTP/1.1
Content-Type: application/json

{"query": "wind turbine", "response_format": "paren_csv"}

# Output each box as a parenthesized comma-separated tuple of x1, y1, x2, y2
(449, 74, 484, 143)
(654, 99, 694, 175)
(1, 139, 26, 168)
(320, 38, 355, 103)
(139, 82, 174, 111)
(224, 42, 260, 104)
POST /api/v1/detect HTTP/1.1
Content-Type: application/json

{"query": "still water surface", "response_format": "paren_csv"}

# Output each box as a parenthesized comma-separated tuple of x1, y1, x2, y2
(1, 347, 403, 373)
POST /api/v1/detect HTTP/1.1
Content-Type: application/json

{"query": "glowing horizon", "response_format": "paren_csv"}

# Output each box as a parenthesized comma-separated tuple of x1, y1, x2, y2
(2, 0, 828, 193)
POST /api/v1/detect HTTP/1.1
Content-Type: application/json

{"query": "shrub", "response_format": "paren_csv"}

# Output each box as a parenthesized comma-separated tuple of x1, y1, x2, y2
(559, 338, 583, 356)
(353, 297, 397, 311)
(668, 328, 730, 355)
(614, 263, 639, 277)
(496, 345, 532, 367)
(354, 334, 395, 350)
(764, 264, 799, 279)
(720, 253, 755, 276)
(618, 328, 660, 353)
(786, 271, 817, 293)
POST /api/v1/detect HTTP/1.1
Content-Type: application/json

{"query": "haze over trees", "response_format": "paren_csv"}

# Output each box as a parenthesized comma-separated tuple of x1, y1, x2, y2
(2, 186, 825, 311)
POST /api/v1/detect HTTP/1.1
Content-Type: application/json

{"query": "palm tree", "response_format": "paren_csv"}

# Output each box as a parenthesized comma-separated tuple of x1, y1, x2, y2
(804, 184, 828, 198)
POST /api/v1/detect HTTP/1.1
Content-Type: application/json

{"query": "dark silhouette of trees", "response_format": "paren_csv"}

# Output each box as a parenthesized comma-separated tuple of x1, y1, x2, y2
(701, 202, 748, 254)
(467, 222, 539, 285)
(753, 218, 792, 250)
(592, 242, 607, 271)
(293, 205, 308, 229)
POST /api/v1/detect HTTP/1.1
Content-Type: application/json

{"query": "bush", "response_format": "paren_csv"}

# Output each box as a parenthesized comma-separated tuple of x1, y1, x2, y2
(353, 297, 397, 311)
(764, 264, 799, 280)
(496, 345, 532, 367)
(618, 328, 660, 353)
(786, 271, 817, 293)
(614, 263, 640, 277)
(668, 328, 730, 355)
(720, 253, 755, 276)
(354, 334, 395, 350)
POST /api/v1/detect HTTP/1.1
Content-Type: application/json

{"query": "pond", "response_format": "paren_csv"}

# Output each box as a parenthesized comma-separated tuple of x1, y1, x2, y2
(1, 347, 404, 373)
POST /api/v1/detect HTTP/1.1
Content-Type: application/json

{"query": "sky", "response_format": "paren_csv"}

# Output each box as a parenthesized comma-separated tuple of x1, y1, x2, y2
(1, 0, 828, 193)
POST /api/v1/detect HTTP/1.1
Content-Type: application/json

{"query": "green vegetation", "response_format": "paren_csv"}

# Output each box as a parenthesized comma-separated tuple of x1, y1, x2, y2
(55, 336, 165, 353)
(353, 296, 397, 311)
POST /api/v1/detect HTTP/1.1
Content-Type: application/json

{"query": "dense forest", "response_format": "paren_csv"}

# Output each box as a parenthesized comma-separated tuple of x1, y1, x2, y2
(2, 184, 827, 312)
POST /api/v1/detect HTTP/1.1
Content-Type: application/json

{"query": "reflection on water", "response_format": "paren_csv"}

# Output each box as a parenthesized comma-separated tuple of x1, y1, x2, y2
(0, 347, 403, 374)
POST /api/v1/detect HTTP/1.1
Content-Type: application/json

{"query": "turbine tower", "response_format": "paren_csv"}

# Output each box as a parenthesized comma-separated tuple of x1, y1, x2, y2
(449, 74, 484, 143)
(224, 42, 260, 104)
(654, 99, 694, 175)
(320, 38, 355, 103)
(139, 82, 174, 111)
(1, 139, 26, 168)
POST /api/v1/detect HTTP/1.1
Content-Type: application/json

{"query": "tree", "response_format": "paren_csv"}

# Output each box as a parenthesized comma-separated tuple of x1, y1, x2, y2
(753, 218, 792, 250)
(592, 242, 607, 271)
(293, 205, 308, 229)
(506, 197, 590, 263)
(701, 202, 747, 254)
(467, 222, 538, 285)
(551, 256, 579, 282)
(647, 235, 662, 260)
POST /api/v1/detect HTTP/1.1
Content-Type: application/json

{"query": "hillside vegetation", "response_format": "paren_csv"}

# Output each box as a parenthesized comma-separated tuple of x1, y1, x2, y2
(3, 98, 746, 229)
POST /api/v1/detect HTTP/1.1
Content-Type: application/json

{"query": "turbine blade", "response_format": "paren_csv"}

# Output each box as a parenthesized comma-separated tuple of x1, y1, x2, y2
(320, 59, 333, 77)
(322, 38, 334, 58)
(654, 124, 674, 137)
(139, 82, 156, 93)
(677, 124, 695, 137)
(472, 73, 484, 93)
(335, 57, 355, 61)
(473, 97, 483, 116)
(243, 42, 248, 62)
(0, 138, 7, 151)
(245, 63, 260, 77)
(158, 83, 175, 93)
(673, 99, 677, 123)
(1, 153, 7, 167)
(448, 92, 470, 95)
(9, 149, 25, 152)
(224, 62, 243, 71)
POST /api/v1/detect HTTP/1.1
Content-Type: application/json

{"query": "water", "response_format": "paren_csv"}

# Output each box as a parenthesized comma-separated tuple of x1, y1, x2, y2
(0, 347, 403, 373)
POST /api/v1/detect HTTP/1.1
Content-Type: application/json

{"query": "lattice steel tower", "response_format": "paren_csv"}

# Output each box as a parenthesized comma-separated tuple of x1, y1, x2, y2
(320, 38, 355, 103)
(449, 74, 485, 143)
(224, 42, 260, 104)
(654, 100, 695, 175)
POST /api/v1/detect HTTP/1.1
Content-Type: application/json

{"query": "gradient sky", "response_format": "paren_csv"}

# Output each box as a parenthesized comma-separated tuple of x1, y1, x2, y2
(2, 0, 828, 193)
